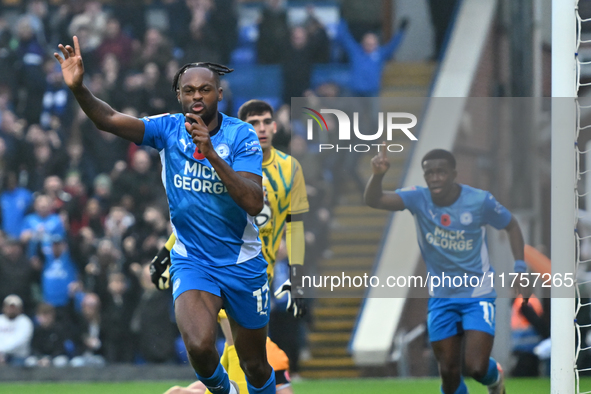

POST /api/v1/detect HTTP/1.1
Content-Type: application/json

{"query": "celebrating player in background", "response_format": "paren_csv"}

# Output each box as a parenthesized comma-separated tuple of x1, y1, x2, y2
(156, 100, 309, 394)
(55, 37, 275, 394)
(364, 148, 527, 394)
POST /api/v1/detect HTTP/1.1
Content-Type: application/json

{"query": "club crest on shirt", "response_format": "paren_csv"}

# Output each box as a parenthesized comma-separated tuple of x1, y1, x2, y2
(460, 212, 473, 225)
(216, 143, 230, 159)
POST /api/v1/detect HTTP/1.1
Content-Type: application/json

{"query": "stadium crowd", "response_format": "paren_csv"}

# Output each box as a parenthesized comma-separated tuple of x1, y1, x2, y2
(0, 0, 364, 369)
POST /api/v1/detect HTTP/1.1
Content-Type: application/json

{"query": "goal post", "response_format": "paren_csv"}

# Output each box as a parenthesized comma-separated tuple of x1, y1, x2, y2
(551, 0, 577, 393)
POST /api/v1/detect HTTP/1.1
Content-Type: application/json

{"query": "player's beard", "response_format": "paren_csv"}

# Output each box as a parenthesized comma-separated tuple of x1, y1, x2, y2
(199, 102, 217, 126)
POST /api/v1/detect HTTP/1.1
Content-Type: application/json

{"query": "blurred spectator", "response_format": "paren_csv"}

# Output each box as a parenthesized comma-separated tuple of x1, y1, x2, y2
(0, 18, 16, 92)
(0, 239, 36, 315)
(180, 0, 222, 65)
(63, 140, 96, 190)
(257, 0, 290, 64)
(63, 172, 88, 235)
(110, 0, 147, 40)
(156, 0, 192, 50)
(335, 19, 408, 97)
(282, 26, 313, 104)
(14, 15, 46, 125)
(84, 238, 121, 297)
(0, 294, 33, 366)
(20, 193, 66, 261)
(511, 295, 548, 377)
(124, 205, 169, 265)
(111, 149, 162, 217)
(81, 121, 130, 176)
(133, 28, 173, 71)
(96, 16, 134, 69)
(67, 1, 107, 53)
(43, 174, 71, 214)
(69, 225, 98, 274)
(25, 302, 70, 368)
(139, 62, 171, 115)
(0, 110, 27, 163)
(41, 235, 78, 313)
(104, 205, 135, 251)
(1, 171, 33, 238)
(304, 7, 330, 64)
(77, 197, 105, 239)
(207, 0, 238, 64)
(40, 59, 71, 131)
(131, 263, 177, 363)
(101, 270, 139, 363)
(91, 173, 114, 213)
(24, 0, 50, 49)
(70, 292, 105, 367)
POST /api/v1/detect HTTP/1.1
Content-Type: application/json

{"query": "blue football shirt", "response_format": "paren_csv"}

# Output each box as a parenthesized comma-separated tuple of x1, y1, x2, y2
(396, 184, 512, 298)
(141, 112, 263, 267)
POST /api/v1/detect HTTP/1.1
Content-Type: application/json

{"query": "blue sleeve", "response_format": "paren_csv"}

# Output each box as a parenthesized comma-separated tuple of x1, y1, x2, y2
(380, 29, 405, 60)
(394, 186, 422, 214)
(335, 20, 361, 56)
(232, 124, 263, 176)
(481, 192, 512, 230)
(140, 113, 171, 151)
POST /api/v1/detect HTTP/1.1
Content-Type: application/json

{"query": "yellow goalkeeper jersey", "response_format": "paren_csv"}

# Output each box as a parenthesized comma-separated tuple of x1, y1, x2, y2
(256, 148, 309, 279)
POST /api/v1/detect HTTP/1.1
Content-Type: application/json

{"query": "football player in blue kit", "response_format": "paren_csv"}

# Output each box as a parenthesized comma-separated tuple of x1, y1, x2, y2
(55, 37, 275, 394)
(365, 148, 528, 394)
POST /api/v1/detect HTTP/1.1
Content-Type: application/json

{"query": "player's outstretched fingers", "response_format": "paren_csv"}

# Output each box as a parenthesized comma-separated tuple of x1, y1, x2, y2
(379, 140, 388, 158)
(73, 35, 81, 56)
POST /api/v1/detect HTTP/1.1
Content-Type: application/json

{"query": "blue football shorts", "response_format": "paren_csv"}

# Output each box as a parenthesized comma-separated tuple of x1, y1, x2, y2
(427, 297, 496, 342)
(170, 251, 270, 330)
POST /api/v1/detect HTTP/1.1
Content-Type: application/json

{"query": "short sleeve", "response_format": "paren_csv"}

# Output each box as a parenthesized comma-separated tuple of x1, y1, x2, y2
(481, 192, 512, 229)
(140, 113, 170, 151)
(394, 186, 422, 214)
(232, 124, 263, 176)
(289, 158, 309, 215)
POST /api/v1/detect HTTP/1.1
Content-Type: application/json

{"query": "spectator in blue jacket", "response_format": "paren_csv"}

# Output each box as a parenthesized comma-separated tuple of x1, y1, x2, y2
(20, 193, 66, 262)
(335, 19, 408, 96)
(1, 171, 33, 239)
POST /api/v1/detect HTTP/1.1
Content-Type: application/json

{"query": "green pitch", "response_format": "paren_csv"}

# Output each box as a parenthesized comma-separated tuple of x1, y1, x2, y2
(1, 378, 589, 393)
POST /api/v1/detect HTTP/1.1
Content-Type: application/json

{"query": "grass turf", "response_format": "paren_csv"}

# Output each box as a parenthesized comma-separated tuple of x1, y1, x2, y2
(1, 377, 586, 394)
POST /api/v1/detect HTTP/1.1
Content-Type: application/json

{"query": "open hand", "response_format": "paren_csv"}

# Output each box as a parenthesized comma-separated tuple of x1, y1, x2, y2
(54, 36, 85, 91)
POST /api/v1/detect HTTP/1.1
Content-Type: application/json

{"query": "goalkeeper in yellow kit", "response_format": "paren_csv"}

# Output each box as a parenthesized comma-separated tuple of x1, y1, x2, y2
(153, 100, 309, 394)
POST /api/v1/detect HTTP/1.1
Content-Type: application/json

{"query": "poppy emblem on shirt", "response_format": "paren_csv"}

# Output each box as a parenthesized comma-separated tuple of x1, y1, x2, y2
(441, 214, 451, 226)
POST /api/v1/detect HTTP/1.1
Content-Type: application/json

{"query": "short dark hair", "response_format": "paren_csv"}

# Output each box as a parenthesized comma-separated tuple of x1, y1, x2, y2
(237, 100, 274, 121)
(421, 149, 456, 169)
(172, 62, 234, 91)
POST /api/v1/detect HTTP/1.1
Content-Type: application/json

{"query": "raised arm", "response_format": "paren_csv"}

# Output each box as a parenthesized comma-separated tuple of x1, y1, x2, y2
(335, 20, 361, 56)
(187, 114, 263, 216)
(364, 147, 405, 211)
(380, 18, 409, 60)
(54, 36, 145, 144)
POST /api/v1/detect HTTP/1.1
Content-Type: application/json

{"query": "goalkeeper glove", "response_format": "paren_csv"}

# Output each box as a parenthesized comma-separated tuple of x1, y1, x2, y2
(150, 245, 171, 290)
(274, 265, 307, 318)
